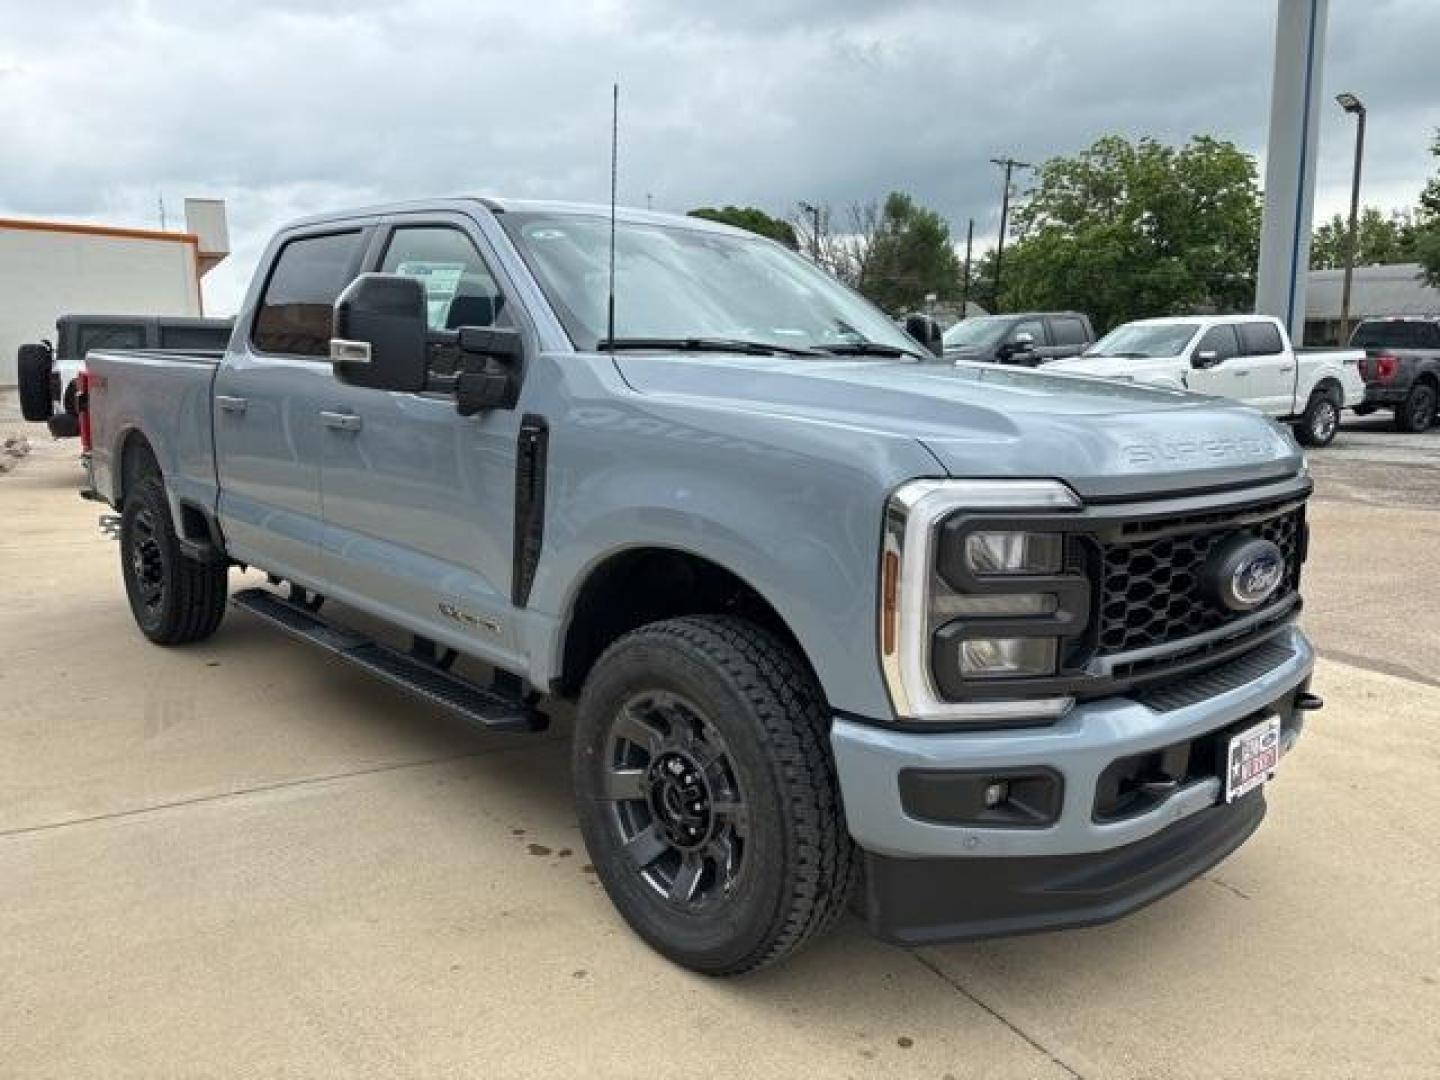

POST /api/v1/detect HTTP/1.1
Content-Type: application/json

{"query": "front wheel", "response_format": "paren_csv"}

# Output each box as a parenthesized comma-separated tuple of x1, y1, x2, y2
(120, 472, 228, 645)
(1395, 384, 1437, 434)
(1294, 390, 1341, 447)
(573, 615, 856, 975)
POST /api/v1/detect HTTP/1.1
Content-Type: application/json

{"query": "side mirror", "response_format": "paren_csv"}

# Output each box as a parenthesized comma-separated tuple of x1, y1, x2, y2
(1192, 348, 1221, 369)
(1013, 331, 1036, 349)
(330, 273, 429, 392)
(454, 326, 525, 416)
(904, 313, 944, 357)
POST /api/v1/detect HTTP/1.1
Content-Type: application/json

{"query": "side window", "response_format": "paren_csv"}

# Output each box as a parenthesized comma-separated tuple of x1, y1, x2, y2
(159, 325, 231, 350)
(75, 324, 146, 358)
(252, 231, 366, 357)
(1425, 323, 1440, 348)
(1049, 317, 1089, 346)
(1195, 324, 1240, 360)
(380, 226, 509, 332)
(1237, 321, 1284, 356)
(1009, 318, 1046, 345)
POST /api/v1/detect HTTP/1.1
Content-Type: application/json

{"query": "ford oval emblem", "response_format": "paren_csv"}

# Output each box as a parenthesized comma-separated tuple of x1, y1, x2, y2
(1206, 536, 1286, 612)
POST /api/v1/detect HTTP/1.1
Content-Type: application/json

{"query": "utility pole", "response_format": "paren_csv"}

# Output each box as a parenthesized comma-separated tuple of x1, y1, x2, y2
(646, 192, 654, 211)
(1336, 92, 1367, 344)
(158, 194, 167, 231)
(798, 201, 822, 262)
(960, 218, 974, 317)
(990, 156, 1031, 312)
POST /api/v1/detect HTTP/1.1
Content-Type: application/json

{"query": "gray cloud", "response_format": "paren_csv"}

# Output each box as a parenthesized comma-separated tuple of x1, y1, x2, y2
(0, 0, 1434, 313)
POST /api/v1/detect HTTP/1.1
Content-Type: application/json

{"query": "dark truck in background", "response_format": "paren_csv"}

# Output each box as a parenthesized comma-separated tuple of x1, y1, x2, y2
(1349, 316, 1440, 433)
(942, 311, 1095, 367)
(18, 314, 233, 437)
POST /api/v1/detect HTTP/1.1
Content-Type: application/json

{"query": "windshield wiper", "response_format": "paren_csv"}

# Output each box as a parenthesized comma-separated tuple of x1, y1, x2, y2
(596, 336, 825, 357)
(816, 341, 924, 360)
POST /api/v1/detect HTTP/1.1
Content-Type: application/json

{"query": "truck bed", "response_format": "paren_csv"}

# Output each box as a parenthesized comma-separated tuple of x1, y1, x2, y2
(85, 349, 225, 518)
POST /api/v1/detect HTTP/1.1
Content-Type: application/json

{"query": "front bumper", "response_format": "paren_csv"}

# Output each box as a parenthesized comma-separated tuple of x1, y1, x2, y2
(832, 625, 1314, 940)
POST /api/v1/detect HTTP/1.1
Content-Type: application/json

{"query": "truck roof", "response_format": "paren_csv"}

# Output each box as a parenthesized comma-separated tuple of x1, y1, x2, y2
(1119, 314, 1281, 328)
(283, 197, 746, 237)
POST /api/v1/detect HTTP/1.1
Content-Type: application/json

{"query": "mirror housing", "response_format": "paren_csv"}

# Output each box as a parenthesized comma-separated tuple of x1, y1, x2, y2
(330, 273, 429, 392)
(903, 313, 944, 357)
(454, 326, 525, 416)
(1192, 348, 1221, 369)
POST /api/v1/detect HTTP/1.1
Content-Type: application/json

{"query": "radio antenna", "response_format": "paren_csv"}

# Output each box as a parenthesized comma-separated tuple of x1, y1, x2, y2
(606, 82, 619, 348)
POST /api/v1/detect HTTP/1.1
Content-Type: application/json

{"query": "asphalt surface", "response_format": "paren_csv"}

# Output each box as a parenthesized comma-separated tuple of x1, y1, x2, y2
(1, 402, 1437, 1078)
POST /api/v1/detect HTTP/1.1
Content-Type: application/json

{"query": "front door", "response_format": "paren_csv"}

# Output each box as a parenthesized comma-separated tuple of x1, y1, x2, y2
(1186, 323, 1245, 400)
(214, 228, 369, 585)
(319, 219, 526, 665)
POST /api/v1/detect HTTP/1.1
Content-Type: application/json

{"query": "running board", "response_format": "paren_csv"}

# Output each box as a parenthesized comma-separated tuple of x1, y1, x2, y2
(231, 587, 545, 733)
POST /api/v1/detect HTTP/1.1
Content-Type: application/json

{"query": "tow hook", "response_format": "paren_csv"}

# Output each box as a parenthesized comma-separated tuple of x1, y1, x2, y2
(99, 513, 121, 540)
(1294, 691, 1324, 712)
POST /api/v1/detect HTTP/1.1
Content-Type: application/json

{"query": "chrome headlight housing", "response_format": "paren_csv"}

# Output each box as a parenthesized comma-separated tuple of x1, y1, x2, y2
(879, 479, 1089, 725)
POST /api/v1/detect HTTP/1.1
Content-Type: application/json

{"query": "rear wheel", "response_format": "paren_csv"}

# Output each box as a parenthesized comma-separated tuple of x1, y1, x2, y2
(573, 615, 855, 975)
(120, 471, 228, 645)
(17, 344, 54, 422)
(1294, 389, 1341, 447)
(1395, 383, 1437, 433)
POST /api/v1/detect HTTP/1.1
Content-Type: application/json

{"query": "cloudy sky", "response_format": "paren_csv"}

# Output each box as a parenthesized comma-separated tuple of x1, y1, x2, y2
(1, 0, 1436, 314)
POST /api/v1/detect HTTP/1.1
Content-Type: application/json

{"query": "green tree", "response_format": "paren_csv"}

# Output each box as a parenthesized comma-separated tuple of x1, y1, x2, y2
(858, 192, 963, 312)
(999, 135, 1261, 331)
(1311, 208, 1416, 269)
(1416, 132, 1440, 288)
(686, 205, 798, 249)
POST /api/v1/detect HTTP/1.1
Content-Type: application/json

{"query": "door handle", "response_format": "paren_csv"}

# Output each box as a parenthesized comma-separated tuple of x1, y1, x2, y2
(1280, 365, 1295, 373)
(320, 410, 362, 432)
(216, 395, 248, 414)
(1234, 369, 1250, 376)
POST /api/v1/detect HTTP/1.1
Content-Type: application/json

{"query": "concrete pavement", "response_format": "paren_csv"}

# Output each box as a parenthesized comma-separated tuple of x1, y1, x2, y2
(1, 428, 1438, 1078)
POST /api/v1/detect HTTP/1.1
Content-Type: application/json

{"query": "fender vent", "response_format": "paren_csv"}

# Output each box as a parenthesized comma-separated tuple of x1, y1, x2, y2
(512, 414, 548, 607)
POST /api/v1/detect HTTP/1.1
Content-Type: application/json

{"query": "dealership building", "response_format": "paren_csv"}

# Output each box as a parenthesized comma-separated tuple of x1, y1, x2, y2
(0, 199, 229, 386)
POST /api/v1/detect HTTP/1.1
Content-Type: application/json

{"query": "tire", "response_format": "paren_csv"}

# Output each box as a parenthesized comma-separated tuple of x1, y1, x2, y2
(119, 471, 227, 645)
(573, 615, 856, 975)
(1294, 389, 1341, 447)
(17, 344, 55, 422)
(1395, 384, 1437, 434)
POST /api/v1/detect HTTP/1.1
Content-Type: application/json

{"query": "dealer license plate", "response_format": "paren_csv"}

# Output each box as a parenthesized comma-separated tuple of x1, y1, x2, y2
(1225, 713, 1281, 802)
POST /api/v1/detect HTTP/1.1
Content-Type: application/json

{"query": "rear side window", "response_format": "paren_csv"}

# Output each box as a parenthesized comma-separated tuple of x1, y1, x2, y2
(1238, 321, 1284, 356)
(73, 324, 146, 359)
(252, 231, 365, 356)
(1351, 320, 1440, 348)
(1049, 317, 1089, 346)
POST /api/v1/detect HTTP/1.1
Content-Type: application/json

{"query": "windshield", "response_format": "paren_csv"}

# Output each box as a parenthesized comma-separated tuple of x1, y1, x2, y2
(942, 316, 1011, 349)
(1085, 322, 1200, 359)
(500, 212, 920, 355)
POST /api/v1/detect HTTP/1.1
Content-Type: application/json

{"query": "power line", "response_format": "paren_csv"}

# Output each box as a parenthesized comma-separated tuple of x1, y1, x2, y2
(990, 156, 1032, 312)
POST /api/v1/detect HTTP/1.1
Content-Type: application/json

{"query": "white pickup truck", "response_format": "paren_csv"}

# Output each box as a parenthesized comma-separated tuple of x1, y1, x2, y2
(1044, 315, 1365, 447)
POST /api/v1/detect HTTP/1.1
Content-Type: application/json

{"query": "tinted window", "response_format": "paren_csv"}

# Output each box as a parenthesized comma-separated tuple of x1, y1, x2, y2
(73, 324, 146, 359)
(1195, 324, 1240, 360)
(1350, 320, 1440, 349)
(380, 226, 508, 331)
(1049, 316, 1089, 346)
(252, 231, 365, 356)
(1009, 319, 1046, 345)
(158, 324, 231, 350)
(1237, 321, 1284, 356)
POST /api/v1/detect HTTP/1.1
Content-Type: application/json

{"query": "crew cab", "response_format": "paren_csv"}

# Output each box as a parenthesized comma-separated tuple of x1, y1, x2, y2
(942, 311, 1095, 366)
(1045, 315, 1364, 447)
(79, 198, 1320, 973)
(17, 314, 232, 437)
(1349, 317, 1440, 433)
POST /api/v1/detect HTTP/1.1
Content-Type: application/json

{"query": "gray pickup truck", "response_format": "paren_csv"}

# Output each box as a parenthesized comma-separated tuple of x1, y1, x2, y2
(1349, 316, 1440, 432)
(80, 198, 1320, 974)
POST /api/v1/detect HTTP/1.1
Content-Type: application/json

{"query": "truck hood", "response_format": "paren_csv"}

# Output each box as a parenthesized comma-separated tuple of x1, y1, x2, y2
(1043, 355, 1179, 377)
(611, 355, 1302, 500)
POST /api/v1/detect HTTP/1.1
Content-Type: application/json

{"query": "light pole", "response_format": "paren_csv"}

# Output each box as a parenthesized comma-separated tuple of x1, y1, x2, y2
(798, 201, 822, 261)
(990, 156, 1031, 313)
(1336, 92, 1366, 344)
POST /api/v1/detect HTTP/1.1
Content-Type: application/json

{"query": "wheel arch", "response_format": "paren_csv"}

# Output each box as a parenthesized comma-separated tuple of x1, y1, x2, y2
(114, 426, 225, 555)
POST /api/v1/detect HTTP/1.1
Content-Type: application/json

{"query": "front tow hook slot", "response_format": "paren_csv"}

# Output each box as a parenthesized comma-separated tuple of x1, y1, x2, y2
(1294, 692, 1324, 712)
(98, 513, 121, 540)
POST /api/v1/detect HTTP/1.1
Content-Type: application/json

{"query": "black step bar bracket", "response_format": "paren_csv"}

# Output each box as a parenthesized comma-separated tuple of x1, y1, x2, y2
(231, 587, 546, 733)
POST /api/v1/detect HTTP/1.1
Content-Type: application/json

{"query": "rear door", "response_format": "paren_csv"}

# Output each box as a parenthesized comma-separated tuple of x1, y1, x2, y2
(318, 215, 526, 662)
(214, 228, 369, 585)
(1234, 320, 1292, 414)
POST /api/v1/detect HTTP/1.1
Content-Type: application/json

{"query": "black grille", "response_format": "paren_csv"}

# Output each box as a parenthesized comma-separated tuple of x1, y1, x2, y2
(1096, 502, 1304, 655)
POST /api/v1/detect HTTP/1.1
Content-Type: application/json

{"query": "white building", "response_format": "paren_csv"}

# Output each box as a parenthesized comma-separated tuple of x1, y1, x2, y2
(1304, 263, 1440, 345)
(0, 199, 229, 385)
